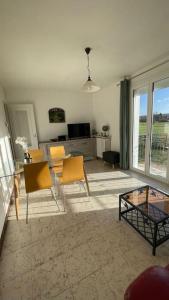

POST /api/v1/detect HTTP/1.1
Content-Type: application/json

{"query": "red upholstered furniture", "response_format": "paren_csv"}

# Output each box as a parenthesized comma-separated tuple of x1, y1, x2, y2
(124, 264, 169, 300)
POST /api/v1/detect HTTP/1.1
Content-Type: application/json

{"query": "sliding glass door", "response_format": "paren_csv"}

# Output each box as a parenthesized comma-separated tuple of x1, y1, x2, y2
(132, 78, 169, 183)
(132, 87, 148, 172)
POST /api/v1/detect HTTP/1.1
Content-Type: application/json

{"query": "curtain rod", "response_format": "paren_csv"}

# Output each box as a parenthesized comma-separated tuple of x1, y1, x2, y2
(116, 57, 169, 86)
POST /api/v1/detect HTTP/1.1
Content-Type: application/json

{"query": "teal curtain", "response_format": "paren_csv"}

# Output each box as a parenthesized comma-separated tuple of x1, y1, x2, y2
(120, 79, 130, 169)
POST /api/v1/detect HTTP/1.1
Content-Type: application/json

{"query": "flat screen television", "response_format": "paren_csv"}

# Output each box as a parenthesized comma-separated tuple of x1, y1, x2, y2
(67, 123, 90, 139)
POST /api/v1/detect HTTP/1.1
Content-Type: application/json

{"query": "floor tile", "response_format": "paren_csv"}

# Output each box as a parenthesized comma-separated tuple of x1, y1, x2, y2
(0, 271, 32, 300)
(65, 243, 99, 286)
(72, 269, 117, 300)
(32, 254, 70, 299)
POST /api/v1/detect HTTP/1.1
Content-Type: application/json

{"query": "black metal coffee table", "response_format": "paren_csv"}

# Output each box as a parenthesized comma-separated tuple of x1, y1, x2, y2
(119, 185, 169, 255)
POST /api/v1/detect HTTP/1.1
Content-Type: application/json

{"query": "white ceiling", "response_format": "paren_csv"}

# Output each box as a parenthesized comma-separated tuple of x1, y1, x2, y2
(0, 0, 169, 90)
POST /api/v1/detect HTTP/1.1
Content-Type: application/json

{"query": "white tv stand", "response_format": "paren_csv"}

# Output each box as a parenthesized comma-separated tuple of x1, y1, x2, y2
(96, 136, 111, 158)
(39, 136, 111, 161)
(39, 137, 97, 161)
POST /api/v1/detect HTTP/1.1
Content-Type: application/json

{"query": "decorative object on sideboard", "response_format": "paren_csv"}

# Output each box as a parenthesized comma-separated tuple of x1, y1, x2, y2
(50, 135, 67, 142)
(49, 108, 65, 123)
(82, 47, 100, 93)
(102, 125, 110, 137)
(91, 128, 97, 136)
(58, 135, 66, 141)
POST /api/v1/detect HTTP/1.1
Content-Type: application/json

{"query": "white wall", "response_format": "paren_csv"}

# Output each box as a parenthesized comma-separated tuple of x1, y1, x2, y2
(0, 86, 7, 136)
(92, 84, 120, 151)
(5, 85, 120, 151)
(0, 85, 14, 237)
(6, 88, 94, 142)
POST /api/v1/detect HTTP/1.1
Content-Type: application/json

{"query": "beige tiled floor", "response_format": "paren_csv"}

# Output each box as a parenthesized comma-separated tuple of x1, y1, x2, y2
(0, 160, 169, 299)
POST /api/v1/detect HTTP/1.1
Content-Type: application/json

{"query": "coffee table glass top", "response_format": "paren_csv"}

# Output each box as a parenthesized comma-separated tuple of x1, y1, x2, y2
(122, 186, 169, 223)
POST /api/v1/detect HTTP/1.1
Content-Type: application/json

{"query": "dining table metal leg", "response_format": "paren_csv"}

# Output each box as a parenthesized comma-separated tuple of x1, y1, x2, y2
(14, 174, 20, 220)
(26, 194, 29, 224)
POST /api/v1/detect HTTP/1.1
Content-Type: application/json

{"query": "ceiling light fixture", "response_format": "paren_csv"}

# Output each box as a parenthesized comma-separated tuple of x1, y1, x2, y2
(82, 47, 100, 93)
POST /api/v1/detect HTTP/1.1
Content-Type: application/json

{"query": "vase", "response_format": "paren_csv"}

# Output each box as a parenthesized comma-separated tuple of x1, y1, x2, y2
(24, 151, 31, 163)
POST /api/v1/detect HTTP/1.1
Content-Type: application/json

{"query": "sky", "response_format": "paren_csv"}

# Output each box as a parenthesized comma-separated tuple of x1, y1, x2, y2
(140, 87, 169, 116)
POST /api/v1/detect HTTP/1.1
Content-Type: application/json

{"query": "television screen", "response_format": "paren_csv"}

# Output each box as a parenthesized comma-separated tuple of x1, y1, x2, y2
(67, 123, 90, 139)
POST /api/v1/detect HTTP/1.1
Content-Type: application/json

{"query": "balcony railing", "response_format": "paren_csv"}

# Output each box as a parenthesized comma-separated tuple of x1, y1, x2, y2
(138, 134, 169, 163)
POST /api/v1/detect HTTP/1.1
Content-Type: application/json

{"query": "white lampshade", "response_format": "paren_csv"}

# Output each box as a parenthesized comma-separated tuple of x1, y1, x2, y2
(82, 77, 100, 93)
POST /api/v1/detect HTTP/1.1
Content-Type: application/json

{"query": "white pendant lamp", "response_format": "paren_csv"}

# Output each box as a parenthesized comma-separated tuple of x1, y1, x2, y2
(82, 47, 100, 93)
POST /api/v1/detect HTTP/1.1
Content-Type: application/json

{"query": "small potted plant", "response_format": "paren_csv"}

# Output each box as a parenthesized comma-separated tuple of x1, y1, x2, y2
(15, 137, 31, 163)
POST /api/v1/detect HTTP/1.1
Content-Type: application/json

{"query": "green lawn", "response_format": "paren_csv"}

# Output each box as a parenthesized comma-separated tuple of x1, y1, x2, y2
(139, 122, 169, 136)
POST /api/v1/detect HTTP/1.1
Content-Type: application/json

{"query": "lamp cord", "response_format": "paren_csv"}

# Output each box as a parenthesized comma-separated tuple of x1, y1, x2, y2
(87, 54, 91, 78)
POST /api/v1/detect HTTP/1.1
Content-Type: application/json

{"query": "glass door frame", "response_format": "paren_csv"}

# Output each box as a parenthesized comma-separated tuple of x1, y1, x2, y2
(131, 84, 150, 174)
(130, 73, 169, 185)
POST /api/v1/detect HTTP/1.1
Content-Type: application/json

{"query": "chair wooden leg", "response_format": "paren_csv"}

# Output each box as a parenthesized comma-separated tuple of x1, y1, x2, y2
(83, 167, 90, 196)
(26, 194, 29, 224)
(85, 180, 90, 197)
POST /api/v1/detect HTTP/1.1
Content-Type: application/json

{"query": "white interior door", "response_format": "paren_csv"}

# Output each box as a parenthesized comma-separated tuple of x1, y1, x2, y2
(7, 104, 38, 159)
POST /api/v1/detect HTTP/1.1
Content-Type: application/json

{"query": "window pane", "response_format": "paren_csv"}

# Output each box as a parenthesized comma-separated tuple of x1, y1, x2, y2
(150, 78, 169, 178)
(133, 87, 148, 171)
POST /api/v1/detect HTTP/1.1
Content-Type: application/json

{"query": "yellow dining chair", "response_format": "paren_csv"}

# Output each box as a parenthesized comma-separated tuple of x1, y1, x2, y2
(50, 146, 65, 174)
(28, 149, 44, 162)
(57, 156, 90, 207)
(24, 161, 58, 223)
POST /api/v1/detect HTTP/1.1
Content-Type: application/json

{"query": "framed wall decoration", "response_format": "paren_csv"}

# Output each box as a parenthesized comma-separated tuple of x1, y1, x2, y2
(48, 108, 65, 123)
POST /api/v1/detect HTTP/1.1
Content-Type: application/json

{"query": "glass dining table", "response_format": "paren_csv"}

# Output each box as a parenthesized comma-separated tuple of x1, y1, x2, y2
(0, 153, 89, 220)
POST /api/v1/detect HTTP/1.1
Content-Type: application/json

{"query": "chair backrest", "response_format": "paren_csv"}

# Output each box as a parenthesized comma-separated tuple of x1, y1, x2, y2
(28, 149, 44, 162)
(24, 161, 52, 193)
(61, 156, 85, 184)
(49, 146, 65, 160)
